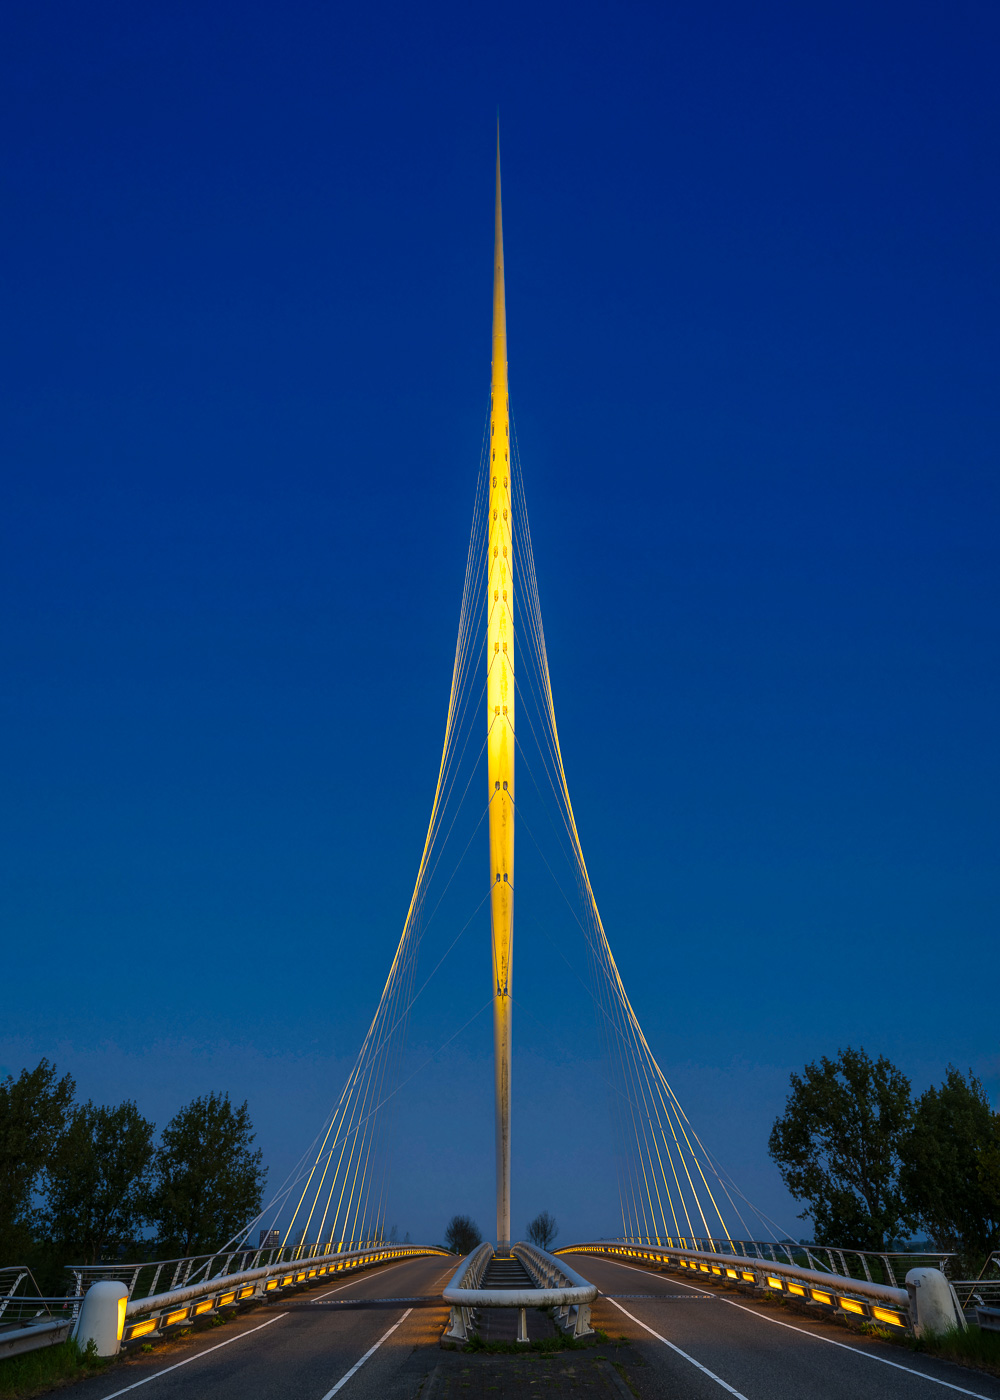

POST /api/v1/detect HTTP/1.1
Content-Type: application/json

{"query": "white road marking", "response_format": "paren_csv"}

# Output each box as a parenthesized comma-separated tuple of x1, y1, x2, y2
(317, 1308, 413, 1398)
(95, 1312, 288, 1399)
(722, 1297, 1000, 1399)
(590, 1253, 1000, 1399)
(605, 1297, 750, 1399)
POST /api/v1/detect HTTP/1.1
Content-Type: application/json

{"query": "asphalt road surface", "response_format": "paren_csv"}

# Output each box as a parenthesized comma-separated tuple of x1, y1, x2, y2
(70, 1254, 455, 1400)
(60, 1250, 1000, 1400)
(576, 1251, 1000, 1400)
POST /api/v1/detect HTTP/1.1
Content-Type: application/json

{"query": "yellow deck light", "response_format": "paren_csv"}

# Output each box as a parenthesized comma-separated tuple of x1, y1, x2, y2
(840, 1298, 865, 1315)
(811, 1289, 833, 1305)
(872, 1307, 906, 1327)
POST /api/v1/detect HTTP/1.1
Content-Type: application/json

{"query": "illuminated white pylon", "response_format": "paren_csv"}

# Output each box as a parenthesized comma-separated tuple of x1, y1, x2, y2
(487, 129, 514, 1255)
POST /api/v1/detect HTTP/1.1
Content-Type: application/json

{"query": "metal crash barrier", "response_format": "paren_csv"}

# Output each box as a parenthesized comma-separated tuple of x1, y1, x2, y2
(560, 1242, 966, 1336)
(120, 1243, 449, 1344)
(443, 1242, 597, 1343)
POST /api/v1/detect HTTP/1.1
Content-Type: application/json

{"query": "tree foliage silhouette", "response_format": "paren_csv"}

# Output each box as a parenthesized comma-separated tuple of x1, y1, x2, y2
(152, 1092, 266, 1255)
(527, 1211, 558, 1250)
(900, 1066, 1000, 1270)
(444, 1214, 482, 1255)
(0, 1060, 75, 1261)
(769, 1046, 914, 1249)
(45, 1099, 156, 1263)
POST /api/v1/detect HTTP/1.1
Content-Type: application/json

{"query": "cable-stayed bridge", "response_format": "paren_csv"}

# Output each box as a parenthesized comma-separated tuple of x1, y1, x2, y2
(256, 132, 762, 1272)
(3, 139, 989, 1400)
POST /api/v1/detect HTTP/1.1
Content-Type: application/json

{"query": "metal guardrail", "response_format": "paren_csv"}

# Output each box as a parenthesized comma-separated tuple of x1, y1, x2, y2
(0, 1317, 75, 1360)
(607, 1236, 953, 1288)
(0, 1243, 448, 1358)
(949, 1252, 1000, 1312)
(67, 1235, 398, 1303)
(0, 1267, 79, 1359)
(442, 1242, 597, 1341)
(562, 1241, 914, 1330)
(120, 1242, 448, 1343)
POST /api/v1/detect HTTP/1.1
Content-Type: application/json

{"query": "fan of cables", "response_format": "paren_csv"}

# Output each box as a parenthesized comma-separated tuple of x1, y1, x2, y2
(237, 395, 787, 1256)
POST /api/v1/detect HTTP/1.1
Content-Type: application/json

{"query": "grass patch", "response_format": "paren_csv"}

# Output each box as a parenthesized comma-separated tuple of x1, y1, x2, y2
(0, 1339, 110, 1400)
(912, 1324, 1000, 1373)
(610, 1359, 639, 1397)
(462, 1331, 590, 1355)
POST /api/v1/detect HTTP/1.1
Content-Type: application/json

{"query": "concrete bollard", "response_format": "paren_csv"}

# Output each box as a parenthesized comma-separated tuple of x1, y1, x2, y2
(74, 1281, 129, 1358)
(905, 1268, 966, 1337)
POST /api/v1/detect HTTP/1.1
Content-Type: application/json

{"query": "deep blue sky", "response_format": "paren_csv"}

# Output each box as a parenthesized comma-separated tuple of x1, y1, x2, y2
(2, 0, 998, 1246)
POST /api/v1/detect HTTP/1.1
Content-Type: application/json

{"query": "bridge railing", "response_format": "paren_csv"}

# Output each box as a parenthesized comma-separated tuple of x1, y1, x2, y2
(442, 1242, 597, 1343)
(117, 1242, 448, 1344)
(608, 1236, 953, 1289)
(1, 1243, 448, 1360)
(65, 1235, 400, 1303)
(561, 1241, 968, 1335)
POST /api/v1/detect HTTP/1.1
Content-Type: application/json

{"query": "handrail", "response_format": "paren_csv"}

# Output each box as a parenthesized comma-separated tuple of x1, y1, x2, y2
(561, 1241, 911, 1324)
(443, 1244, 596, 1309)
(442, 1242, 597, 1341)
(602, 1236, 953, 1286)
(126, 1242, 447, 1318)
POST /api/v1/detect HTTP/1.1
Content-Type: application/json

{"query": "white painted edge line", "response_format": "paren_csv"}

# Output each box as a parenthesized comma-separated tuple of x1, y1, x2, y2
(95, 1312, 288, 1400)
(605, 1298, 750, 1399)
(318, 1308, 413, 1399)
(593, 1253, 1000, 1400)
(722, 1298, 1000, 1400)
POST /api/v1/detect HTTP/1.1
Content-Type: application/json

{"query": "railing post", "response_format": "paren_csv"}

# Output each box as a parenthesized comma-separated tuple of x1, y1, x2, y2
(906, 1268, 966, 1336)
(74, 1281, 127, 1358)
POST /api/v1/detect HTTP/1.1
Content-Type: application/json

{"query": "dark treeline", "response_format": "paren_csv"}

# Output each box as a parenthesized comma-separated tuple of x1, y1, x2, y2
(770, 1048, 1000, 1271)
(0, 1060, 267, 1291)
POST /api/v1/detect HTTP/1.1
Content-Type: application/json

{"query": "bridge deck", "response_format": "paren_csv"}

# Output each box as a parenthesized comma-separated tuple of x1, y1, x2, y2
(58, 1251, 1000, 1400)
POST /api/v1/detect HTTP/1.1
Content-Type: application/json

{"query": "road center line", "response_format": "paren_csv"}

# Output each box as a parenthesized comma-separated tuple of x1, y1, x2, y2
(95, 1312, 288, 1399)
(317, 1308, 413, 1399)
(604, 1298, 750, 1399)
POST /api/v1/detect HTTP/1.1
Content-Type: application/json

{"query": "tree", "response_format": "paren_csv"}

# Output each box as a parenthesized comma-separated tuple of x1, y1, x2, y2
(444, 1214, 482, 1255)
(0, 1060, 75, 1262)
(44, 1099, 156, 1264)
(151, 1092, 266, 1256)
(768, 1046, 914, 1249)
(527, 1211, 558, 1250)
(899, 1067, 1000, 1270)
